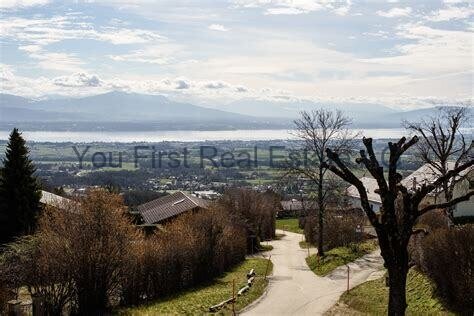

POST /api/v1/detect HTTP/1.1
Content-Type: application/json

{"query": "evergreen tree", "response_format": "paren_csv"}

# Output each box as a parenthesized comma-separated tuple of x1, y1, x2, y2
(0, 128, 41, 244)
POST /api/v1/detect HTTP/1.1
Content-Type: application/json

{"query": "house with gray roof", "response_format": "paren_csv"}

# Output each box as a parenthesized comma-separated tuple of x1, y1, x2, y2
(136, 191, 209, 224)
(40, 190, 73, 210)
(347, 163, 473, 217)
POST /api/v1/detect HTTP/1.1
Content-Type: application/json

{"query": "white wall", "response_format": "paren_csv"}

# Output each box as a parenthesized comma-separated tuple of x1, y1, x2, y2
(348, 196, 381, 213)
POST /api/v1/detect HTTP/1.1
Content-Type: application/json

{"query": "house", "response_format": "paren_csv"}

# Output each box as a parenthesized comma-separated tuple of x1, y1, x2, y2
(347, 163, 474, 217)
(278, 199, 318, 218)
(400, 162, 473, 217)
(193, 190, 221, 200)
(346, 177, 382, 213)
(40, 190, 73, 210)
(136, 191, 209, 225)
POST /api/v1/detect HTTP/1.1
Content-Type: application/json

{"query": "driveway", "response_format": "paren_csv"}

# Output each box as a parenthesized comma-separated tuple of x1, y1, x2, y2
(242, 230, 383, 316)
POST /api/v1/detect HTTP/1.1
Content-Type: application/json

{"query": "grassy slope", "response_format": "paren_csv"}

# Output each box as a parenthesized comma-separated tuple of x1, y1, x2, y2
(338, 268, 453, 315)
(306, 240, 378, 276)
(117, 258, 273, 315)
(276, 218, 303, 234)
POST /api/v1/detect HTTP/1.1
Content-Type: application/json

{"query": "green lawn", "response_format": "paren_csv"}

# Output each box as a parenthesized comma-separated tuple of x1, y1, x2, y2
(339, 268, 453, 315)
(276, 218, 303, 234)
(306, 240, 378, 276)
(117, 258, 273, 315)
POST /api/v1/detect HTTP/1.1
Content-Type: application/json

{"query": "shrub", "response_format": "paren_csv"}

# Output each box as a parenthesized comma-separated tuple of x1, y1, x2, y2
(216, 189, 278, 252)
(304, 209, 365, 251)
(420, 224, 474, 313)
(35, 190, 139, 315)
(120, 207, 247, 306)
(408, 209, 448, 267)
(0, 236, 38, 312)
(1, 190, 249, 314)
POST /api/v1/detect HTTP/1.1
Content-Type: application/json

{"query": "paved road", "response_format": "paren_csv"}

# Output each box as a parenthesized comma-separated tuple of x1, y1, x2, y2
(242, 230, 383, 316)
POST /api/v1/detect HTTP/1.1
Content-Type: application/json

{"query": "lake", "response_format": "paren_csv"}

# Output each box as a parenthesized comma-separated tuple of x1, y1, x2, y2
(0, 128, 413, 143)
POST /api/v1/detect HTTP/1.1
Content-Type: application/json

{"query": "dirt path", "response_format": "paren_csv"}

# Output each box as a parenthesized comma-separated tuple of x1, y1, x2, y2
(241, 230, 383, 316)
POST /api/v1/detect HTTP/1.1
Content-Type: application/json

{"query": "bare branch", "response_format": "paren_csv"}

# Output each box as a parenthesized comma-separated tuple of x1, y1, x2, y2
(419, 190, 474, 215)
(414, 159, 474, 203)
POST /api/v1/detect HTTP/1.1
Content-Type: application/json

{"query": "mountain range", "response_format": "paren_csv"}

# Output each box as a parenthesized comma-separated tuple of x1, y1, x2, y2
(0, 92, 465, 131)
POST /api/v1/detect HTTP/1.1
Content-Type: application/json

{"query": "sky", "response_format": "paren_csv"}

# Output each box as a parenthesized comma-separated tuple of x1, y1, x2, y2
(0, 0, 472, 109)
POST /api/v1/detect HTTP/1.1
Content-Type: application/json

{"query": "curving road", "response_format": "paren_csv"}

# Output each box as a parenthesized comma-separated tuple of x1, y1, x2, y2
(242, 230, 383, 316)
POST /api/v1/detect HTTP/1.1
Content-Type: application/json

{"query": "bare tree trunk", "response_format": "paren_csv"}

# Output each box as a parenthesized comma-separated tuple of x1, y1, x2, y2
(317, 208, 324, 256)
(387, 262, 408, 316)
(382, 234, 410, 316)
(317, 166, 325, 257)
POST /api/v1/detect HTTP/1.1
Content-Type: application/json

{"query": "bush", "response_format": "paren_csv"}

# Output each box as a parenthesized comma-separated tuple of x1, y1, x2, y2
(0, 189, 249, 314)
(420, 224, 474, 313)
(120, 207, 247, 306)
(304, 209, 365, 251)
(0, 236, 38, 313)
(39, 190, 140, 315)
(216, 189, 278, 252)
(409, 209, 448, 266)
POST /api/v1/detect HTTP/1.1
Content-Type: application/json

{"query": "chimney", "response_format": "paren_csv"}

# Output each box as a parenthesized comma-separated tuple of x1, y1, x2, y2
(412, 177, 417, 190)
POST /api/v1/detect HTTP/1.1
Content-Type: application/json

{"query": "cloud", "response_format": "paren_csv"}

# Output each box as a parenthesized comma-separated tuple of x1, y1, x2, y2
(175, 79, 190, 89)
(0, 0, 49, 10)
(29, 51, 85, 72)
(108, 45, 180, 65)
(94, 28, 166, 44)
(53, 73, 102, 87)
(359, 23, 471, 76)
(425, 5, 474, 22)
(204, 81, 228, 89)
(0, 15, 166, 49)
(231, 0, 351, 16)
(208, 24, 229, 32)
(18, 45, 42, 53)
(1, 63, 471, 110)
(376, 7, 412, 18)
(363, 30, 389, 38)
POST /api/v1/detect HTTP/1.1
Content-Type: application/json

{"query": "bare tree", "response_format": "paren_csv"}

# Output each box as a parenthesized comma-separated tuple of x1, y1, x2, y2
(290, 109, 357, 256)
(405, 106, 472, 221)
(324, 136, 473, 315)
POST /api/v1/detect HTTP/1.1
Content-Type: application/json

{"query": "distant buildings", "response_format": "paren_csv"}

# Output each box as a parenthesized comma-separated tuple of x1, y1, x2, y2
(193, 190, 221, 200)
(279, 199, 317, 218)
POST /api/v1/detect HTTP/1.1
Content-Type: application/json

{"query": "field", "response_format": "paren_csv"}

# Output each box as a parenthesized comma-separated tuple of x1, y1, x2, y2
(117, 258, 273, 315)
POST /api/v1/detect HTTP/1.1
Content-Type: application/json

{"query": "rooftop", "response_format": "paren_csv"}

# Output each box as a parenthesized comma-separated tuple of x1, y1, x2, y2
(347, 162, 473, 202)
(40, 190, 73, 210)
(137, 191, 209, 224)
(346, 177, 382, 204)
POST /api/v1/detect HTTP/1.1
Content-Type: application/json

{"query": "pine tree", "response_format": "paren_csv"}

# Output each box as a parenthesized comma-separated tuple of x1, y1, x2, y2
(0, 128, 41, 244)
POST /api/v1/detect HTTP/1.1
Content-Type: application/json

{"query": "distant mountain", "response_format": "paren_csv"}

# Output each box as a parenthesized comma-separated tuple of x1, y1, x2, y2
(222, 98, 398, 127)
(223, 98, 396, 118)
(31, 91, 257, 122)
(0, 94, 32, 108)
(0, 92, 257, 123)
(0, 106, 91, 121)
(388, 106, 473, 123)
(1, 92, 468, 131)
